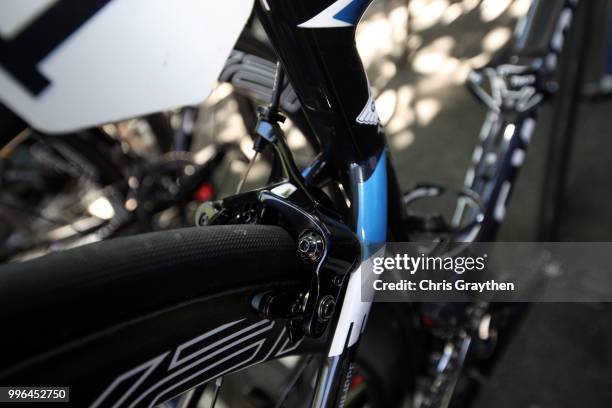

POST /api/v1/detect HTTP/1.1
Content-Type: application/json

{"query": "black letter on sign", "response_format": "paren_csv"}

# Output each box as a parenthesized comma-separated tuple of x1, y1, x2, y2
(0, 0, 113, 96)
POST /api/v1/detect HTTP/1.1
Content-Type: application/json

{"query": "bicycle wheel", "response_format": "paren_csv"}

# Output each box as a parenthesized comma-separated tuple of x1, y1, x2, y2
(0, 224, 394, 408)
(0, 128, 129, 261)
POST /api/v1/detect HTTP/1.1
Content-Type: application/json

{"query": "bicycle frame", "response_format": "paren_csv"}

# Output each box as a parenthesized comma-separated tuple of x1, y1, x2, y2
(452, 0, 585, 242)
(254, 1, 396, 405)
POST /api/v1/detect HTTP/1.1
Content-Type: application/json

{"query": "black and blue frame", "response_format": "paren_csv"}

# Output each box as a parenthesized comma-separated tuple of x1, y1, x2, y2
(255, 1, 393, 405)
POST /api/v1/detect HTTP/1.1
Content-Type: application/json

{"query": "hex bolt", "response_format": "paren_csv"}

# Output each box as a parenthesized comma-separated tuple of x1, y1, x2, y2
(298, 231, 324, 262)
(289, 299, 302, 316)
(194, 201, 218, 226)
(317, 296, 335, 321)
(332, 275, 344, 287)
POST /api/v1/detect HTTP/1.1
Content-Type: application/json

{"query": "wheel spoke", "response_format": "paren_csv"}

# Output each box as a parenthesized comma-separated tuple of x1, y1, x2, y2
(274, 354, 314, 408)
(210, 377, 223, 408)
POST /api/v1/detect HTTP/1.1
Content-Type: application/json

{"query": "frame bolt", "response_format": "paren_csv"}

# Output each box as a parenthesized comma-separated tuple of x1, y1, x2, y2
(298, 231, 324, 262)
(289, 299, 302, 316)
(317, 296, 335, 321)
(195, 201, 218, 226)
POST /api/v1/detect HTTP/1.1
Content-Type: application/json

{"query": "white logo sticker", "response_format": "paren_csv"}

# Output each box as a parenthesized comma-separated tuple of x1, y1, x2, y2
(356, 86, 379, 126)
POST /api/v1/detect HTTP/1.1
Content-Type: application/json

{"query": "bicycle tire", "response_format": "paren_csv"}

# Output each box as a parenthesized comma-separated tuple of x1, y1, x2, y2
(0, 224, 319, 407)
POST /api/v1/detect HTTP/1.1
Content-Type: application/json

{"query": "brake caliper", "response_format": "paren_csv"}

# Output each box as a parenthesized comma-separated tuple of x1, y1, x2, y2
(196, 184, 360, 343)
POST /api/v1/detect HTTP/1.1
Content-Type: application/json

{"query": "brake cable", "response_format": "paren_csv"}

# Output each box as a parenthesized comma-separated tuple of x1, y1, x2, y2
(236, 61, 285, 194)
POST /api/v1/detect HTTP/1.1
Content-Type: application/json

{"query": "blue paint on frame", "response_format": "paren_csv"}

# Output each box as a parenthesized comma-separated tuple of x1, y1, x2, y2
(356, 150, 387, 258)
(333, 0, 370, 25)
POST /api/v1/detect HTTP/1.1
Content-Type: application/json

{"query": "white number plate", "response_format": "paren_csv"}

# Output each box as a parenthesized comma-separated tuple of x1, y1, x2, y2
(0, 0, 254, 133)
